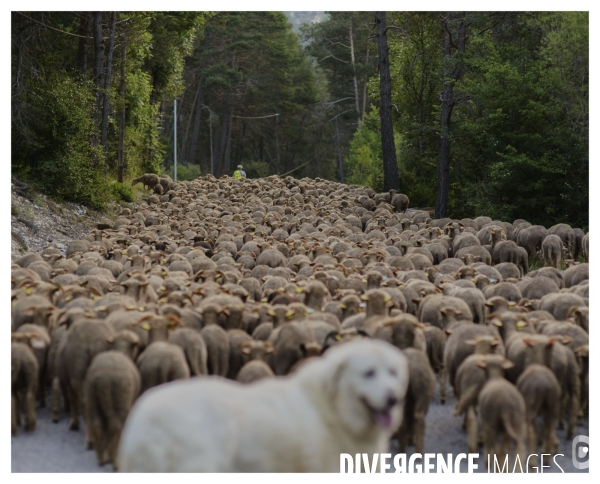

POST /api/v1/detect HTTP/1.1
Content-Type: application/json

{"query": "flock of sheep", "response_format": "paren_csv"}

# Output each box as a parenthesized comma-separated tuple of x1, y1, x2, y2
(11, 173, 589, 472)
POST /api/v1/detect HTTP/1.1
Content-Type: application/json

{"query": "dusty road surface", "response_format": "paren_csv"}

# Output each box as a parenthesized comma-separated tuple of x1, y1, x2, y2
(12, 385, 588, 473)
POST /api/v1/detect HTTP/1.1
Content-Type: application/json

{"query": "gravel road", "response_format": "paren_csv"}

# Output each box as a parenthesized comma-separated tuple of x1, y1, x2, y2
(12, 383, 588, 473)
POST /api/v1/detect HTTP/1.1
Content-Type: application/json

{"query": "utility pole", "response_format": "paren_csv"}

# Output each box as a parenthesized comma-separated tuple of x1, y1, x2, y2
(174, 99, 178, 181)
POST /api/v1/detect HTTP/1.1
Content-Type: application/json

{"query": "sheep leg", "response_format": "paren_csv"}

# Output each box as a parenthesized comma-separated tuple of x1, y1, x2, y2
(107, 420, 123, 470)
(62, 380, 71, 412)
(91, 418, 106, 466)
(51, 377, 61, 423)
(440, 367, 447, 404)
(567, 395, 578, 440)
(14, 391, 22, 428)
(499, 433, 510, 473)
(397, 421, 408, 453)
(466, 406, 478, 453)
(38, 368, 46, 408)
(11, 394, 18, 436)
(24, 387, 37, 431)
(515, 439, 526, 474)
(414, 412, 426, 454)
(526, 421, 538, 469)
(483, 427, 496, 470)
(68, 386, 80, 431)
(557, 398, 565, 430)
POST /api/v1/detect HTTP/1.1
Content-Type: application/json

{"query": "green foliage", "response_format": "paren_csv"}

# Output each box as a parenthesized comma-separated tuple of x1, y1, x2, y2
(242, 160, 271, 179)
(164, 163, 201, 181)
(110, 182, 135, 203)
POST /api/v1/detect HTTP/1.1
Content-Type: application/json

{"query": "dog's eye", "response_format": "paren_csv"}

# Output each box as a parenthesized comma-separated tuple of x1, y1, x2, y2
(389, 368, 397, 376)
(363, 369, 376, 378)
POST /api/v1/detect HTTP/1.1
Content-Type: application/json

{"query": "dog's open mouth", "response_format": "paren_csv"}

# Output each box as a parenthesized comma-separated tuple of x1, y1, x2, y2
(362, 398, 394, 430)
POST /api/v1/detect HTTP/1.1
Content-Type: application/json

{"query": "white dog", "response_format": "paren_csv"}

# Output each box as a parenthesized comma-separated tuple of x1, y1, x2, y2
(118, 339, 409, 472)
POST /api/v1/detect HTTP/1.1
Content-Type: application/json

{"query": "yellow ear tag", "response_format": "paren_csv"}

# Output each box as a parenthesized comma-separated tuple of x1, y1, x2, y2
(261, 298, 268, 302)
(516, 321, 527, 330)
(296, 287, 303, 293)
(384, 295, 391, 303)
(493, 320, 503, 327)
(335, 335, 342, 341)
(25, 288, 32, 295)
(141, 323, 152, 331)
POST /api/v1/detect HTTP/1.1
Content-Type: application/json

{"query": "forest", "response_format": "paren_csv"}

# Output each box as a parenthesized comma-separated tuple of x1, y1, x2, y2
(11, 11, 588, 229)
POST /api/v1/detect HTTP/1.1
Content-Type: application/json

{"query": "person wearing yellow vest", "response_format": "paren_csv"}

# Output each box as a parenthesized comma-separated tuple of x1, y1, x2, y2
(233, 165, 246, 180)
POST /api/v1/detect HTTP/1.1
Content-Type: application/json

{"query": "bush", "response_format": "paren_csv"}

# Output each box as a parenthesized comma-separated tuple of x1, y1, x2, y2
(110, 182, 135, 203)
(163, 163, 201, 181)
(13, 72, 110, 209)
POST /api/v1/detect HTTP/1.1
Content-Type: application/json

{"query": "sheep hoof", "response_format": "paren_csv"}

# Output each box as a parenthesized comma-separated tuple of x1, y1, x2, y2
(69, 421, 79, 431)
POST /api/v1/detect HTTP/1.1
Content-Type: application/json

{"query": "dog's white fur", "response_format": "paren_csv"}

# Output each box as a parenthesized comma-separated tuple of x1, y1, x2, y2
(118, 339, 409, 472)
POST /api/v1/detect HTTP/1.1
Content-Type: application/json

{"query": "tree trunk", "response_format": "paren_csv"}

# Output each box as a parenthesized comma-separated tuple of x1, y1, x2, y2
(92, 12, 104, 157)
(362, 44, 370, 123)
(188, 77, 205, 167)
(223, 114, 234, 176)
(77, 13, 90, 75)
(118, 37, 126, 182)
(215, 89, 231, 177)
(335, 116, 345, 183)
(436, 12, 466, 219)
(375, 11, 399, 192)
(101, 12, 117, 174)
(349, 24, 361, 126)
(275, 114, 281, 175)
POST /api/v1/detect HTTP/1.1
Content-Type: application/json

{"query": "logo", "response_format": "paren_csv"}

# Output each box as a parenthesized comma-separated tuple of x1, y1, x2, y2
(572, 435, 589, 470)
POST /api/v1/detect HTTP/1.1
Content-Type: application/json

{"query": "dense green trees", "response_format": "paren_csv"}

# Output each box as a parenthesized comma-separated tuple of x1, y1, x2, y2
(12, 11, 588, 228)
(12, 12, 209, 207)
(343, 11, 588, 227)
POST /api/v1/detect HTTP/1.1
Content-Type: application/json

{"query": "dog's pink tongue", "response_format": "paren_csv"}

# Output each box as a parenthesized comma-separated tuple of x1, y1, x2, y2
(374, 411, 392, 429)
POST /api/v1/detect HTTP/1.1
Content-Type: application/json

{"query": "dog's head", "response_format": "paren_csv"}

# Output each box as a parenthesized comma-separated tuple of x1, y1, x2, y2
(315, 339, 409, 438)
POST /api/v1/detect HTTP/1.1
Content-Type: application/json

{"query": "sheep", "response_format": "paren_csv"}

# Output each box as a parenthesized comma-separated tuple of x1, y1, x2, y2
(61, 318, 114, 441)
(444, 324, 504, 393)
(417, 295, 473, 329)
(199, 324, 230, 377)
(11, 333, 44, 434)
(451, 287, 486, 324)
(169, 328, 208, 376)
(541, 234, 565, 269)
(518, 276, 560, 300)
(422, 324, 447, 403)
(539, 292, 586, 320)
(15, 323, 51, 407)
(395, 347, 435, 454)
(517, 225, 547, 257)
(514, 336, 561, 469)
(562, 262, 589, 288)
(131, 173, 160, 191)
(83, 330, 141, 468)
(227, 329, 253, 379)
(477, 355, 527, 471)
(136, 341, 190, 393)
(236, 360, 275, 383)
(547, 223, 576, 258)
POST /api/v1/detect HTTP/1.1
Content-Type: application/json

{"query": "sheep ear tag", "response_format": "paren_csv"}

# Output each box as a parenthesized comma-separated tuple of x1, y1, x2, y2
(141, 323, 152, 331)
(516, 321, 527, 331)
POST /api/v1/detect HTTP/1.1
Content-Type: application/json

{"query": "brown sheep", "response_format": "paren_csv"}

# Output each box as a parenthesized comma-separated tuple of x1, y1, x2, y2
(395, 347, 435, 454)
(136, 341, 190, 393)
(547, 223, 576, 258)
(15, 323, 51, 408)
(422, 324, 447, 404)
(514, 336, 561, 469)
(11, 333, 44, 434)
(169, 328, 208, 376)
(83, 330, 141, 468)
(444, 323, 504, 393)
(541, 234, 565, 269)
(199, 323, 230, 377)
(131, 173, 160, 191)
(562, 262, 589, 288)
(61, 318, 114, 443)
(539, 292, 586, 320)
(236, 360, 275, 383)
(477, 355, 527, 471)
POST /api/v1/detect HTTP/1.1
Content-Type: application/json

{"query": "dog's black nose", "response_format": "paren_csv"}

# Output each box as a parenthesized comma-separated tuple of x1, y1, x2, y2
(386, 396, 397, 408)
